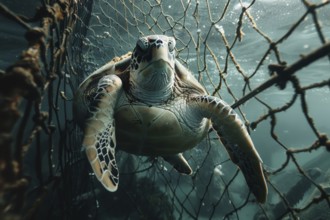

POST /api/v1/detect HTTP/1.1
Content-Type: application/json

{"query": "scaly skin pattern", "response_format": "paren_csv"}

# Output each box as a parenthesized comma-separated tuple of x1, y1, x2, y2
(82, 75, 122, 191)
(188, 95, 267, 203)
(74, 35, 268, 203)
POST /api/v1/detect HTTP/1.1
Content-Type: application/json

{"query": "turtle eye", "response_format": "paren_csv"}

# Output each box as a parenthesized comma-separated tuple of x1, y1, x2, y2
(168, 38, 176, 52)
(137, 37, 149, 51)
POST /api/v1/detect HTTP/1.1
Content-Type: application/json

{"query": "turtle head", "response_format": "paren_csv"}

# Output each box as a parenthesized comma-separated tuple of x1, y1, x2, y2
(129, 35, 176, 99)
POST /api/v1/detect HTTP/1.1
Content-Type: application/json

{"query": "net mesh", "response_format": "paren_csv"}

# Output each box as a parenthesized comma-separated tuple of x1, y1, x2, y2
(1, 0, 330, 219)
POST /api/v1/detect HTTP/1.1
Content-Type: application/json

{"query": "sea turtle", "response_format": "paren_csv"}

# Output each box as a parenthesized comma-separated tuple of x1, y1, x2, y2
(73, 35, 268, 203)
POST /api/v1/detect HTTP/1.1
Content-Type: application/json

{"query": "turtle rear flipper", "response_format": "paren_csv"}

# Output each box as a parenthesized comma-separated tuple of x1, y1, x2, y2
(163, 153, 193, 175)
(189, 95, 268, 203)
(82, 75, 123, 191)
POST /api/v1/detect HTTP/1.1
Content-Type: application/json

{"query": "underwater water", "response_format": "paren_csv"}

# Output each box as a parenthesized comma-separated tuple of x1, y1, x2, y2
(1, 0, 330, 219)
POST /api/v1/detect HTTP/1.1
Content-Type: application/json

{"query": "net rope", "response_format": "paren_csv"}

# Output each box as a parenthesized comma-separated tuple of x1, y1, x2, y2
(0, 0, 330, 219)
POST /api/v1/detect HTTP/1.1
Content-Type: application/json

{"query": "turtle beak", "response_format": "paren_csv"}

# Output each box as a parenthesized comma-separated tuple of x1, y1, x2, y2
(138, 43, 174, 73)
(150, 44, 174, 69)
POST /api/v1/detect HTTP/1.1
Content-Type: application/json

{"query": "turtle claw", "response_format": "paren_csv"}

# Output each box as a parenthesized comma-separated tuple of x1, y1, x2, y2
(163, 153, 193, 175)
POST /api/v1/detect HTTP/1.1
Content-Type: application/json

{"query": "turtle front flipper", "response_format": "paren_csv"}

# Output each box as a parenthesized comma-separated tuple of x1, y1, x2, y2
(189, 95, 268, 203)
(82, 75, 123, 191)
(163, 153, 193, 175)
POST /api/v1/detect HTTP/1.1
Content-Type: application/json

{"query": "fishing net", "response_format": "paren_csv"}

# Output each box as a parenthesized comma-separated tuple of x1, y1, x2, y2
(1, 0, 330, 219)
